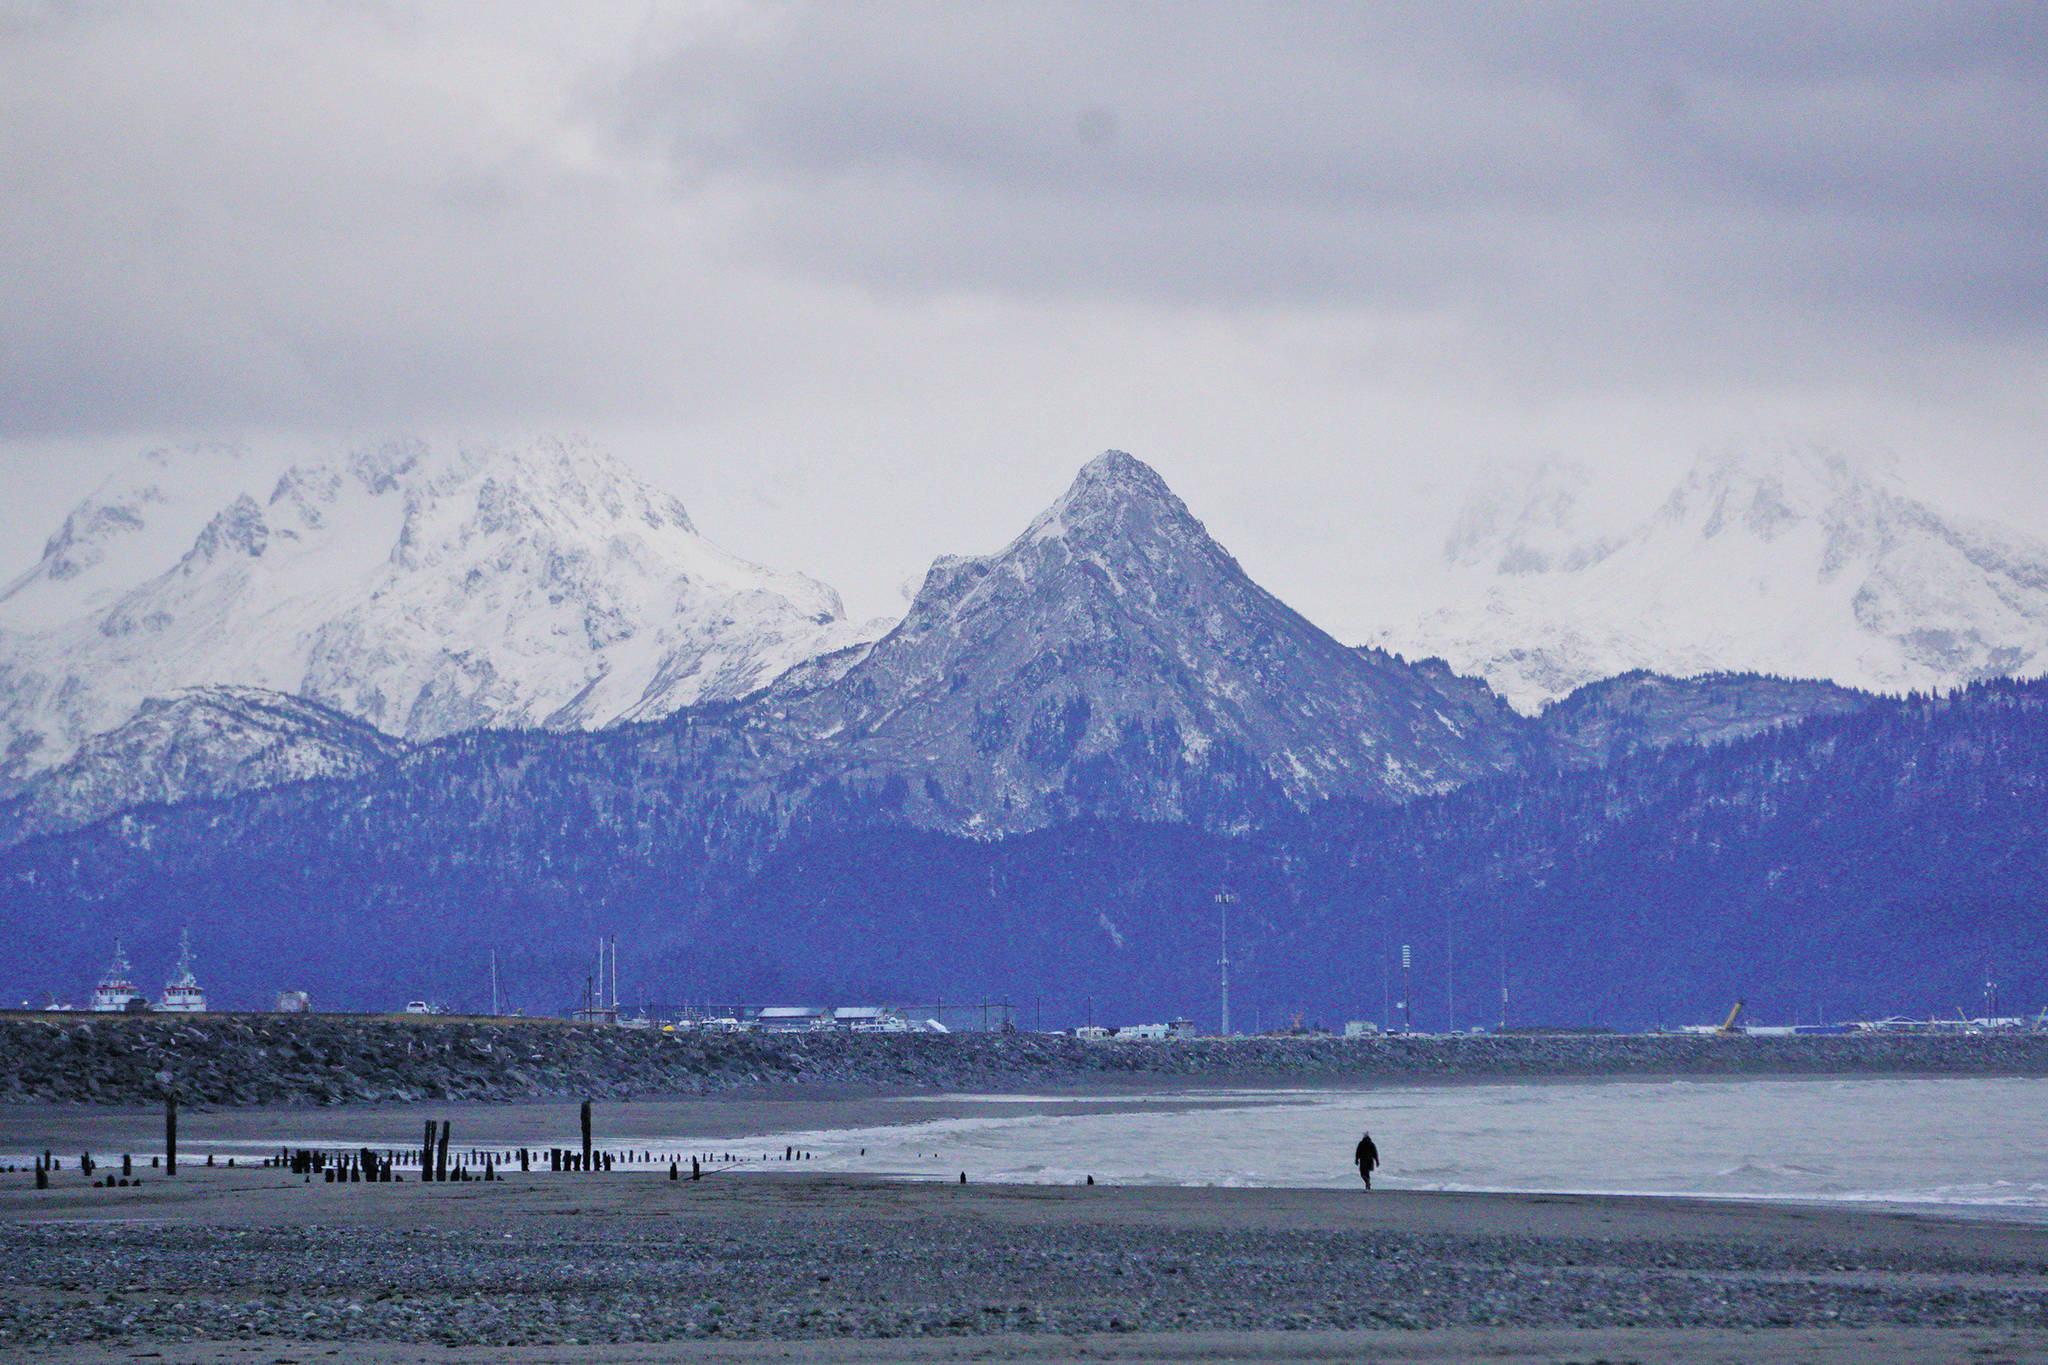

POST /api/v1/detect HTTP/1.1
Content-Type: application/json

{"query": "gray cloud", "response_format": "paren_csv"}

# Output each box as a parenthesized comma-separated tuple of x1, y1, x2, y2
(610, 3, 2048, 345)
(0, 2, 2043, 638)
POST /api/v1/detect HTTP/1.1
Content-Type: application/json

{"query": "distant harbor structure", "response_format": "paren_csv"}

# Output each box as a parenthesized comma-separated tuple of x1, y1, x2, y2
(157, 929, 207, 1013)
(89, 941, 144, 1013)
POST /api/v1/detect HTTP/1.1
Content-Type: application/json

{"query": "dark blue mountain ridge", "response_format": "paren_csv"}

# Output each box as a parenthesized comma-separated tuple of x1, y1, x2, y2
(0, 677, 2039, 1026)
(1534, 670, 1873, 769)
(606, 678, 2048, 1030)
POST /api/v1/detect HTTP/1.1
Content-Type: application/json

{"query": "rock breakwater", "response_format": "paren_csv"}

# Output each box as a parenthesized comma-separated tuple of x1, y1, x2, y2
(2, 1015, 2044, 1107)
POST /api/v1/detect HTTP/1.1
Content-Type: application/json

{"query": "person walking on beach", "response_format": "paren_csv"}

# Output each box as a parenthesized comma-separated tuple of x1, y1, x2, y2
(1354, 1131, 1379, 1188)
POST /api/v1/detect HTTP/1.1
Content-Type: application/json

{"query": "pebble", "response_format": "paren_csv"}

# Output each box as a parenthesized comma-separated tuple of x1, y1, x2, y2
(1, 1217, 2044, 1346)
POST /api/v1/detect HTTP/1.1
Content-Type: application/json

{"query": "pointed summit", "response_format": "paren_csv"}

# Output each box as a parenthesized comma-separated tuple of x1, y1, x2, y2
(763, 450, 1529, 831)
(1008, 449, 1205, 554)
(1057, 449, 1178, 513)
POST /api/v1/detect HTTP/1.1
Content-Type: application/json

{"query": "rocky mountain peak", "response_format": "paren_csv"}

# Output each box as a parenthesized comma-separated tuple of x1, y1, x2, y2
(1662, 445, 1897, 548)
(183, 495, 270, 569)
(1372, 442, 2048, 710)
(1027, 449, 1201, 550)
(0, 436, 866, 787)
(762, 450, 1529, 832)
(1444, 457, 1619, 575)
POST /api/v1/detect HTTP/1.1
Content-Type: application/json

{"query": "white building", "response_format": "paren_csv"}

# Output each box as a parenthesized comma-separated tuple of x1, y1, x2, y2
(754, 1005, 830, 1032)
(832, 1005, 910, 1033)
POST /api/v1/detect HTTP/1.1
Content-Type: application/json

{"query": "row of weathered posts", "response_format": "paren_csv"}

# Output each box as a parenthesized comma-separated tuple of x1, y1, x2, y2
(19, 1096, 831, 1188)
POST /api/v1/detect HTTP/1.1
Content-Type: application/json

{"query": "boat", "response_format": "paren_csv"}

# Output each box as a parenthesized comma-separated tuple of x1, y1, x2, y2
(157, 928, 206, 1013)
(89, 940, 145, 1013)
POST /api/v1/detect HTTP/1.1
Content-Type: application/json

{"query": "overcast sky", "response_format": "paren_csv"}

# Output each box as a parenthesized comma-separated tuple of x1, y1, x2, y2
(3, 1, 2043, 631)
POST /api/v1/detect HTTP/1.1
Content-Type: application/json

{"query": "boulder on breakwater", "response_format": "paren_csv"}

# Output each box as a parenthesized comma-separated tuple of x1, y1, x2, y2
(1, 1014, 2044, 1107)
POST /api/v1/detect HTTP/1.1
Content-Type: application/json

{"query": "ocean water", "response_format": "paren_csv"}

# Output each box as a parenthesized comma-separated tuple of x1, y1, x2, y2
(678, 1077, 2048, 1222)
(23, 1076, 2040, 1223)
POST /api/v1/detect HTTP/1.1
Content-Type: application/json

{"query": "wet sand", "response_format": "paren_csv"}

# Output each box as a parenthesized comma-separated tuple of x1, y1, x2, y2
(0, 1083, 1286, 1160)
(5, 1091, 2048, 1362)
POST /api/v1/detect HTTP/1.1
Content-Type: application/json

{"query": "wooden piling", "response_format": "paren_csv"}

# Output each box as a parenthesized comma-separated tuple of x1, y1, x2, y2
(580, 1099, 592, 1171)
(164, 1096, 178, 1177)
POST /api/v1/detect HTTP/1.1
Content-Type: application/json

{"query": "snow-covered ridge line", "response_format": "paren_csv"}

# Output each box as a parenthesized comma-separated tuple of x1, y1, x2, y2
(0, 436, 873, 790)
(1371, 444, 2048, 712)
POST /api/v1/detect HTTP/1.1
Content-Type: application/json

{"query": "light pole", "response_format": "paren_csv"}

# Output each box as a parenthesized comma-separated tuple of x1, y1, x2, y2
(1400, 943, 1412, 1033)
(1216, 891, 1236, 1037)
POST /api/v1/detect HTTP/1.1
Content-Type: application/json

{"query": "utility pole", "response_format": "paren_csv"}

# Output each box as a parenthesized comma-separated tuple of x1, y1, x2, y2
(1215, 890, 1237, 1038)
(489, 950, 500, 1017)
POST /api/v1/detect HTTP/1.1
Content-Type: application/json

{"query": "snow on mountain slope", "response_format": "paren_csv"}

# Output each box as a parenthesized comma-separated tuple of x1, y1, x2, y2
(0, 443, 271, 633)
(0, 685, 407, 848)
(748, 451, 1535, 832)
(1369, 446, 2048, 712)
(0, 437, 867, 788)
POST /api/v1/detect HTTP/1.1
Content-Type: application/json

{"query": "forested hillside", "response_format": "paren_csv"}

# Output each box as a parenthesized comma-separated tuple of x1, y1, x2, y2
(5, 681, 2041, 1028)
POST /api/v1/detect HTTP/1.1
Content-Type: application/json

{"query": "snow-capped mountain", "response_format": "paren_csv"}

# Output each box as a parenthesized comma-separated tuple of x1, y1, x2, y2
(0, 437, 867, 789)
(746, 451, 1535, 831)
(1370, 446, 2048, 711)
(0, 685, 406, 848)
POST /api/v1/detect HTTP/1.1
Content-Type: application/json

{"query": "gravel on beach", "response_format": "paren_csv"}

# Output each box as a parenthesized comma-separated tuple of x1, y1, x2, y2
(3, 1172, 2047, 1351)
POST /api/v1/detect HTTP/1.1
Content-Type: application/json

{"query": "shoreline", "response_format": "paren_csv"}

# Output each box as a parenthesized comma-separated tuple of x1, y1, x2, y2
(6, 1073, 2046, 1231)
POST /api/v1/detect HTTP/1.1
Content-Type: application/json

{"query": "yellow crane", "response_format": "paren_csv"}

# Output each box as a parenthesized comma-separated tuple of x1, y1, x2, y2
(1716, 999, 1745, 1034)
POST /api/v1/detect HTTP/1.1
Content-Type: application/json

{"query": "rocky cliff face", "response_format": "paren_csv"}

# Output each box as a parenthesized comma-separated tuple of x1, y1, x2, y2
(0, 437, 866, 792)
(1372, 447, 2048, 710)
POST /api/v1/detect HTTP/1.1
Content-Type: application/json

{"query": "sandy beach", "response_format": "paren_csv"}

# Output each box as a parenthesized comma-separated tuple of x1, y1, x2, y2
(4, 1089, 2047, 1364)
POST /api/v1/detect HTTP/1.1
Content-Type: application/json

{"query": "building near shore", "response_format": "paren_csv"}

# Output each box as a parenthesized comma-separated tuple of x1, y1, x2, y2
(832, 1005, 911, 1032)
(754, 1005, 829, 1032)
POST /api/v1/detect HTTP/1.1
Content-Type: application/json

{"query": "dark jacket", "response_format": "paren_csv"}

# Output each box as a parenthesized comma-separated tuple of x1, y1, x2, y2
(1354, 1134, 1378, 1170)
